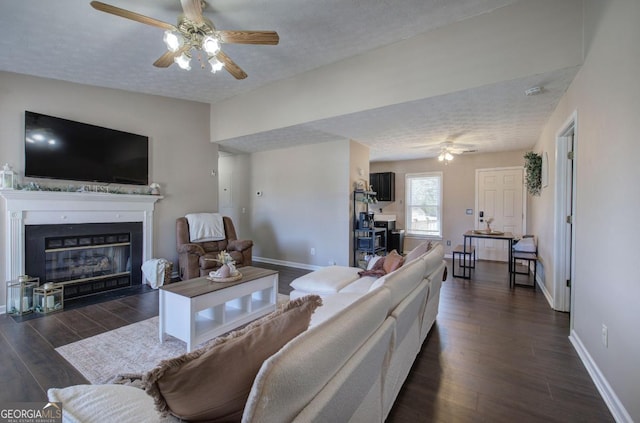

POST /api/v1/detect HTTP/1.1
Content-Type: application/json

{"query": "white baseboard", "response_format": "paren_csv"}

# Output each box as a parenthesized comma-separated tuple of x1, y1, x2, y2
(535, 271, 554, 309)
(252, 256, 323, 272)
(569, 330, 632, 423)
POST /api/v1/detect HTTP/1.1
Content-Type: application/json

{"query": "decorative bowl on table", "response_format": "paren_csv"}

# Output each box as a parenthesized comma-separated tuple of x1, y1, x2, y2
(207, 264, 242, 282)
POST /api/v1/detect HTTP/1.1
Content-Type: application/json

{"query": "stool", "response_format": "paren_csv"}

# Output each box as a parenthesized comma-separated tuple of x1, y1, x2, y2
(510, 251, 537, 289)
(510, 235, 538, 289)
(452, 245, 475, 278)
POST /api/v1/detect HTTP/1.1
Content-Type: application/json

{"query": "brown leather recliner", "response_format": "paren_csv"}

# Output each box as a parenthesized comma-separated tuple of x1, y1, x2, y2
(176, 216, 253, 280)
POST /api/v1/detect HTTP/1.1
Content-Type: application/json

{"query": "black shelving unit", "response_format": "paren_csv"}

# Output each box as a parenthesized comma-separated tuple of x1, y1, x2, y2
(353, 190, 387, 267)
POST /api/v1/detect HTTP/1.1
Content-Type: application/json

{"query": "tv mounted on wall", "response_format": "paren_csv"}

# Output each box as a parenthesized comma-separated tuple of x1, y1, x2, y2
(24, 111, 149, 186)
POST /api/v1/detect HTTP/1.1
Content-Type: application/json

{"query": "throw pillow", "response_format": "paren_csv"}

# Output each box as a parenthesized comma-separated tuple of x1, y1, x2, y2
(143, 295, 322, 422)
(403, 241, 432, 263)
(383, 249, 404, 274)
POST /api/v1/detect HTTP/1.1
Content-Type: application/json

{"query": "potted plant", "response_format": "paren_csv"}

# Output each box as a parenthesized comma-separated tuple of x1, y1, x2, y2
(524, 152, 542, 196)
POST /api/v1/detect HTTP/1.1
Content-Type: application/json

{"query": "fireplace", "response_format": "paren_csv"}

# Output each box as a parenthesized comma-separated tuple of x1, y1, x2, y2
(25, 222, 143, 299)
(1, 190, 160, 312)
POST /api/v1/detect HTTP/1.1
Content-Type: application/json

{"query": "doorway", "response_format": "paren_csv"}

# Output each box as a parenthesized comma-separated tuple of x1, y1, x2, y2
(475, 167, 525, 261)
(553, 112, 577, 313)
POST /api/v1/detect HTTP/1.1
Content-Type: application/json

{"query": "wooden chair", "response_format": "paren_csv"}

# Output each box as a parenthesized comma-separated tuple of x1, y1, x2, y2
(510, 235, 538, 289)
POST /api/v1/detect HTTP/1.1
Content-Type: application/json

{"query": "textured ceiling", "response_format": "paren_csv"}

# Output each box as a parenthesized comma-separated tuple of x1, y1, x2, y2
(0, 0, 579, 161)
(217, 66, 579, 161)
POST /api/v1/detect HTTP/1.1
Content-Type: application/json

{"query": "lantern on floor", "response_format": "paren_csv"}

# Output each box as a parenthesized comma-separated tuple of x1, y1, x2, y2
(6, 275, 39, 316)
(0, 163, 15, 190)
(34, 283, 64, 313)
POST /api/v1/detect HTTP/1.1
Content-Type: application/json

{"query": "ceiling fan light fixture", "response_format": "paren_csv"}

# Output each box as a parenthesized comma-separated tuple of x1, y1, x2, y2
(444, 152, 454, 161)
(163, 30, 184, 52)
(209, 57, 225, 73)
(174, 52, 191, 70)
(202, 36, 221, 55)
(438, 152, 445, 162)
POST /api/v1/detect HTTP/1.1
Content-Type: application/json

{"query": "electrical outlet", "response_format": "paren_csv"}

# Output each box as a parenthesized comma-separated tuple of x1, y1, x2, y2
(446, 240, 451, 246)
(601, 324, 608, 347)
(310, 248, 316, 256)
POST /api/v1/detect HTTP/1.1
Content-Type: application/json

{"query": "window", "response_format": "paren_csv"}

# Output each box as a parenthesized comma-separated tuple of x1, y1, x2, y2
(405, 172, 443, 238)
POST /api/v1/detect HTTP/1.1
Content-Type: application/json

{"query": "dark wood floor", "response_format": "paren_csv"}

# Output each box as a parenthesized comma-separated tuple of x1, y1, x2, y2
(0, 261, 612, 422)
(387, 260, 613, 422)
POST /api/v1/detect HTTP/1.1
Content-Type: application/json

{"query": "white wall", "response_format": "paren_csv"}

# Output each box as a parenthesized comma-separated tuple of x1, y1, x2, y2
(0, 72, 217, 305)
(249, 140, 350, 268)
(531, 0, 640, 420)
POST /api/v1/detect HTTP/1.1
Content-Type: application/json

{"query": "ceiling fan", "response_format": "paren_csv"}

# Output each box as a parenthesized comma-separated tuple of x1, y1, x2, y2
(413, 138, 477, 163)
(90, 0, 280, 79)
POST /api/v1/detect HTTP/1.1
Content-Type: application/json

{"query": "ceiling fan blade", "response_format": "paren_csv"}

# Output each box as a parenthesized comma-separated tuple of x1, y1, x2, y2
(216, 51, 248, 80)
(153, 51, 178, 68)
(153, 45, 191, 68)
(180, 0, 205, 24)
(218, 31, 280, 45)
(90, 1, 175, 31)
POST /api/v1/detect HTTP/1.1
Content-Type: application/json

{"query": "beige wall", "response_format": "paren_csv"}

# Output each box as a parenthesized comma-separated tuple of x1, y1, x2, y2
(218, 153, 252, 239)
(248, 140, 351, 268)
(529, 0, 640, 419)
(371, 150, 527, 255)
(0, 72, 217, 305)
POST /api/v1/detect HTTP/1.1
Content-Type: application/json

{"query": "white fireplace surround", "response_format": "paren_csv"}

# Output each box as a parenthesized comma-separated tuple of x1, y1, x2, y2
(1, 190, 161, 311)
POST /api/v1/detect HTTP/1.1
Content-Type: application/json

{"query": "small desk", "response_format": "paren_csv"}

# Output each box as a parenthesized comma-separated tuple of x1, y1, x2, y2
(459, 230, 514, 279)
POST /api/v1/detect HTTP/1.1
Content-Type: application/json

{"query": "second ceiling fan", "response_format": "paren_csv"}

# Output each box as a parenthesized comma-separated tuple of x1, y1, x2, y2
(90, 0, 280, 79)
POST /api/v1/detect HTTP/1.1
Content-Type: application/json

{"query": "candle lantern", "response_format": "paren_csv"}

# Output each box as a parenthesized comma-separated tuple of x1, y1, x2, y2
(0, 163, 15, 190)
(34, 283, 64, 314)
(6, 275, 39, 315)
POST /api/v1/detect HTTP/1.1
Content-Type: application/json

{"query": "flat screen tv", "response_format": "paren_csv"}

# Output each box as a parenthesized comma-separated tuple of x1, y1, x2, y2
(24, 111, 149, 186)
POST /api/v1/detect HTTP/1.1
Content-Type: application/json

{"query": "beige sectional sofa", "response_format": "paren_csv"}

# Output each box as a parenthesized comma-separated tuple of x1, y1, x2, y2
(275, 242, 446, 421)
(48, 242, 445, 422)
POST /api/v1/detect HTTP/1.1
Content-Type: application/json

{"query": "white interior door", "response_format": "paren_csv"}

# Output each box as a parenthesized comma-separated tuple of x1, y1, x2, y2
(554, 118, 576, 313)
(564, 135, 574, 311)
(475, 167, 525, 261)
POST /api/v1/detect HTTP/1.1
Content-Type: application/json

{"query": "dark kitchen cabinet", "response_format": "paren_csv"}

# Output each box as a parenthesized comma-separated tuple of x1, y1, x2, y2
(369, 172, 395, 201)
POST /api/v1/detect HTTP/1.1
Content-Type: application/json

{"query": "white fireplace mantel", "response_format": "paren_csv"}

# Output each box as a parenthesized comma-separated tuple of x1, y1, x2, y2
(0, 190, 162, 283)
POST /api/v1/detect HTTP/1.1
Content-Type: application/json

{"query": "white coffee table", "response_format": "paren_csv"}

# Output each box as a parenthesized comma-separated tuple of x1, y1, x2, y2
(159, 266, 279, 352)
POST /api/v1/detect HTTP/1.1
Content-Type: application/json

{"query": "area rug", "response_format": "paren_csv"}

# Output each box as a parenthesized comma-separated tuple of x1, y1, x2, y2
(56, 294, 290, 384)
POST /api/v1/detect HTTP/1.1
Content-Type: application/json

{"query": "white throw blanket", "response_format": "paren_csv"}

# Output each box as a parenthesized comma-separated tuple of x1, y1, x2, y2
(141, 258, 169, 289)
(185, 213, 226, 242)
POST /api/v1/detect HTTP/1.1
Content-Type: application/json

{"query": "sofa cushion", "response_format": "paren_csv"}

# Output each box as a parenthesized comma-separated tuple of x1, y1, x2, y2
(383, 250, 404, 273)
(48, 384, 179, 423)
(403, 240, 432, 264)
(308, 292, 367, 327)
(423, 244, 445, 278)
(143, 295, 322, 422)
(242, 287, 391, 423)
(369, 256, 427, 310)
(338, 275, 378, 294)
(290, 266, 362, 294)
